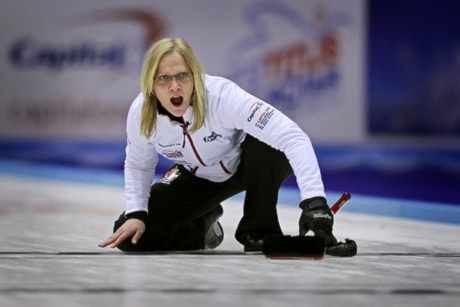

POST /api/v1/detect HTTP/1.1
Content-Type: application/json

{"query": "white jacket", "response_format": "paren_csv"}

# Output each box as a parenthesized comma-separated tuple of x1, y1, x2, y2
(124, 75, 325, 214)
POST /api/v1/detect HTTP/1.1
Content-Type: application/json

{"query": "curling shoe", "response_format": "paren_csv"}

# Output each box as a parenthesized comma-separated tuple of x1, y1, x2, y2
(325, 238, 358, 257)
(240, 233, 265, 253)
(203, 205, 224, 249)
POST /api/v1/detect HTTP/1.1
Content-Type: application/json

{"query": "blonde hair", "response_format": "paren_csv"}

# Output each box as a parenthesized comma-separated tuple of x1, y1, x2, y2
(140, 37, 206, 138)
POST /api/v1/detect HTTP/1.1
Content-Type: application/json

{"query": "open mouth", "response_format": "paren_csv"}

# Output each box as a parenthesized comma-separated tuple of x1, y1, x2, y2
(170, 96, 183, 106)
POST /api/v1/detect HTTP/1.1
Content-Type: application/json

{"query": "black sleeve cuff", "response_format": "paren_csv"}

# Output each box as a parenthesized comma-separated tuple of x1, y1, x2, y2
(125, 211, 148, 223)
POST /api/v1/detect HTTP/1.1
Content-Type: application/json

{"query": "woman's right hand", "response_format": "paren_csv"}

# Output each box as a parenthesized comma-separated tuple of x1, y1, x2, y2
(98, 218, 146, 248)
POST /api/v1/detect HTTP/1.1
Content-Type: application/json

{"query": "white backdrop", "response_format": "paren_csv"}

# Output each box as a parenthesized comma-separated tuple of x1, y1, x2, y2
(0, 0, 365, 143)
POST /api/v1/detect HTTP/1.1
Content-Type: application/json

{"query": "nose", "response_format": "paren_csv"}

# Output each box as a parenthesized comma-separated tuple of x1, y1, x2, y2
(168, 78, 180, 92)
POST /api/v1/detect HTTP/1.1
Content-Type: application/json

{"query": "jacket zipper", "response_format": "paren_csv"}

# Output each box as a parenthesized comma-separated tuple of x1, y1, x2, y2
(180, 117, 207, 167)
(179, 118, 233, 175)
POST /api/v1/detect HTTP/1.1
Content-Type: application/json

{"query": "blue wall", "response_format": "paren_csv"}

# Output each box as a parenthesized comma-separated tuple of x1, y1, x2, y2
(368, 0, 460, 136)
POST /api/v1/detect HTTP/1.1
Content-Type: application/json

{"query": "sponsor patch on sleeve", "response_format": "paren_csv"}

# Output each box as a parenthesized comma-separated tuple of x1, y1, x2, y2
(255, 106, 275, 130)
(246, 101, 275, 131)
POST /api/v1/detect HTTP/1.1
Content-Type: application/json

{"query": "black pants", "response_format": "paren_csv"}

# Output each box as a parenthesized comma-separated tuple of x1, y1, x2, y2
(114, 135, 293, 251)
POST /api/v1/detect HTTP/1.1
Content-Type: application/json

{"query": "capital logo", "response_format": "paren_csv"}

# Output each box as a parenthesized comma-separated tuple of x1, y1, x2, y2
(247, 101, 263, 122)
(8, 8, 165, 71)
(165, 150, 184, 159)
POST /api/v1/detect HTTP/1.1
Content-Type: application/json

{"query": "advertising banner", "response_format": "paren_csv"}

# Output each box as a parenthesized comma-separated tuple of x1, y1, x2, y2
(0, 0, 365, 167)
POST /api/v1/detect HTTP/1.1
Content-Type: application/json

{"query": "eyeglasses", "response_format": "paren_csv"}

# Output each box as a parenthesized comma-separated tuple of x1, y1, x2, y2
(154, 72, 193, 84)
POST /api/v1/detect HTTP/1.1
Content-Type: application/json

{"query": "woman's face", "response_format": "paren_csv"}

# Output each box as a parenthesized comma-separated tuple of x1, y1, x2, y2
(153, 51, 194, 118)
